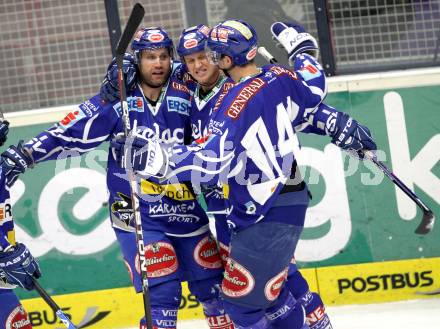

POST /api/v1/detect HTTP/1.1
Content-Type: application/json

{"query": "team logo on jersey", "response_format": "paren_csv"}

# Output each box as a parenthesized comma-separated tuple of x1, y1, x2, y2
(138, 242, 178, 278)
(299, 63, 322, 81)
(227, 78, 265, 119)
(110, 193, 134, 230)
(193, 236, 222, 269)
(222, 258, 255, 298)
(269, 65, 298, 80)
(6, 305, 32, 329)
(171, 81, 190, 93)
(212, 89, 229, 113)
(194, 132, 215, 146)
(141, 180, 195, 201)
(133, 121, 185, 144)
(112, 97, 144, 115)
(184, 39, 198, 49)
(264, 268, 288, 301)
(129, 97, 144, 112)
(59, 108, 87, 129)
(166, 96, 190, 116)
(306, 305, 327, 326)
(79, 100, 99, 117)
(206, 314, 233, 328)
(218, 241, 230, 268)
(244, 201, 256, 215)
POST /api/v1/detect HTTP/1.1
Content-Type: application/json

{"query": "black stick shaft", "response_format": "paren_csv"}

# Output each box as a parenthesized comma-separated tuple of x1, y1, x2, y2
(367, 154, 435, 234)
(31, 277, 77, 329)
(371, 157, 431, 213)
(114, 3, 153, 329)
(32, 276, 60, 311)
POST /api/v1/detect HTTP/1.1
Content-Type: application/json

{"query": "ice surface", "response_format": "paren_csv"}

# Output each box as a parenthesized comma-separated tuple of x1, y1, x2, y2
(139, 298, 440, 329)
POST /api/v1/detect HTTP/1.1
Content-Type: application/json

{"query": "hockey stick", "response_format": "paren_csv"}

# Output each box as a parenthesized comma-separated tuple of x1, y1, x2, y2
(258, 46, 278, 64)
(114, 4, 154, 329)
(31, 276, 77, 329)
(258, 46, 435, 235)
(363, 151, 435, 235)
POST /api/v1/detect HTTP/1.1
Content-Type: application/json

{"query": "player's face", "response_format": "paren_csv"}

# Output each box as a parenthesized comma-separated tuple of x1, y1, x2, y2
(184, 51, 219, 87)
(138, 48, 172, 88)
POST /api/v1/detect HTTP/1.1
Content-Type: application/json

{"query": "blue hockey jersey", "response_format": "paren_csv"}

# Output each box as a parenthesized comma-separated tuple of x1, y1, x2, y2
(173, 54, 328, 225)
(188, 75, 235, 215)
(0, 175, 14, 252)
(24, 64, 210, 235)
(162, 64, 326, 231)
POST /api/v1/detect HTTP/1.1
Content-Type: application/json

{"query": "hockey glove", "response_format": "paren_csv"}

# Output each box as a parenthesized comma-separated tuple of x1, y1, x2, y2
(331, 112, 377, 158)
(0, 120, 9, 147)
(100, 53, 138, 102)
(271, 21, 319, 65)
(111, 132, 169, 179)
(0, 243, 41, 290)
(0, 141, 34, 188)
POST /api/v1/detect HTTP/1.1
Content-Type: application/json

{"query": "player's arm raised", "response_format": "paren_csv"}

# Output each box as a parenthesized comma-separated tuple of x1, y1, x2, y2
(271, 21, 327, 101)
(272, 21, 376, 159)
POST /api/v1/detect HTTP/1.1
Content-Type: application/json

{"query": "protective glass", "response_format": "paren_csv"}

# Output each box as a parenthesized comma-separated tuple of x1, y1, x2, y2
(206, 47, 221, 65)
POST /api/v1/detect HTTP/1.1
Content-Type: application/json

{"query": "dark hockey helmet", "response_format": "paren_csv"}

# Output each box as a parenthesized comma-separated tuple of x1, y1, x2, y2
(207, 20, 258, 66)
(177, 24, 211, 59)
(131, 27, 174, 63)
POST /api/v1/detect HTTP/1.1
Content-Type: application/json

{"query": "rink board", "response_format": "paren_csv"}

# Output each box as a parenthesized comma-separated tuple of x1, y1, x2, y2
(317, 257, 440, 305)
(20, 258, 439, 328)
(20, 282, 201, 329)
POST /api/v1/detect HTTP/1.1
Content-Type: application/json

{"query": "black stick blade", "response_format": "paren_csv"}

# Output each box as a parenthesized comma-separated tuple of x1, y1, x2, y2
(415, 210, 435, 235)
(116, 3, 145, 56)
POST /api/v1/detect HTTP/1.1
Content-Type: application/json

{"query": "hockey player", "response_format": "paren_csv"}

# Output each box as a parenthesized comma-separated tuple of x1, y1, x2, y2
(270, 21, 334, 329)
(0, 27, 229, 329)
(106, 21, 333, 329)
(177, 23, 333, 329)
(174, 24, 235, 262)
(0, 120, 40, 329)
(113, 19, 377, 328)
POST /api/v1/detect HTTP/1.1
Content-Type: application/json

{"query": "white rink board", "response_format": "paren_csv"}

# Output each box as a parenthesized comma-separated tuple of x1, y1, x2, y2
(5, 67, 440, 127)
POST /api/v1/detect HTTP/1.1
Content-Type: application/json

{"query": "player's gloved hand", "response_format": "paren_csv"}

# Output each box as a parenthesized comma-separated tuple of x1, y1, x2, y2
(0, 141, 34, 187)
(271, 21, 319, 65)
(331, 112, 377, 158)
(0, 120, 10, 147)
(100, 53, 137, 102)
(111, 132, 169, 178)
(0, 243, 41, 290)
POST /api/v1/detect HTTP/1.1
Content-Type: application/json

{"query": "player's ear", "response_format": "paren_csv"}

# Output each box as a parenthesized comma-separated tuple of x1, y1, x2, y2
(221, 55, 233, 68)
